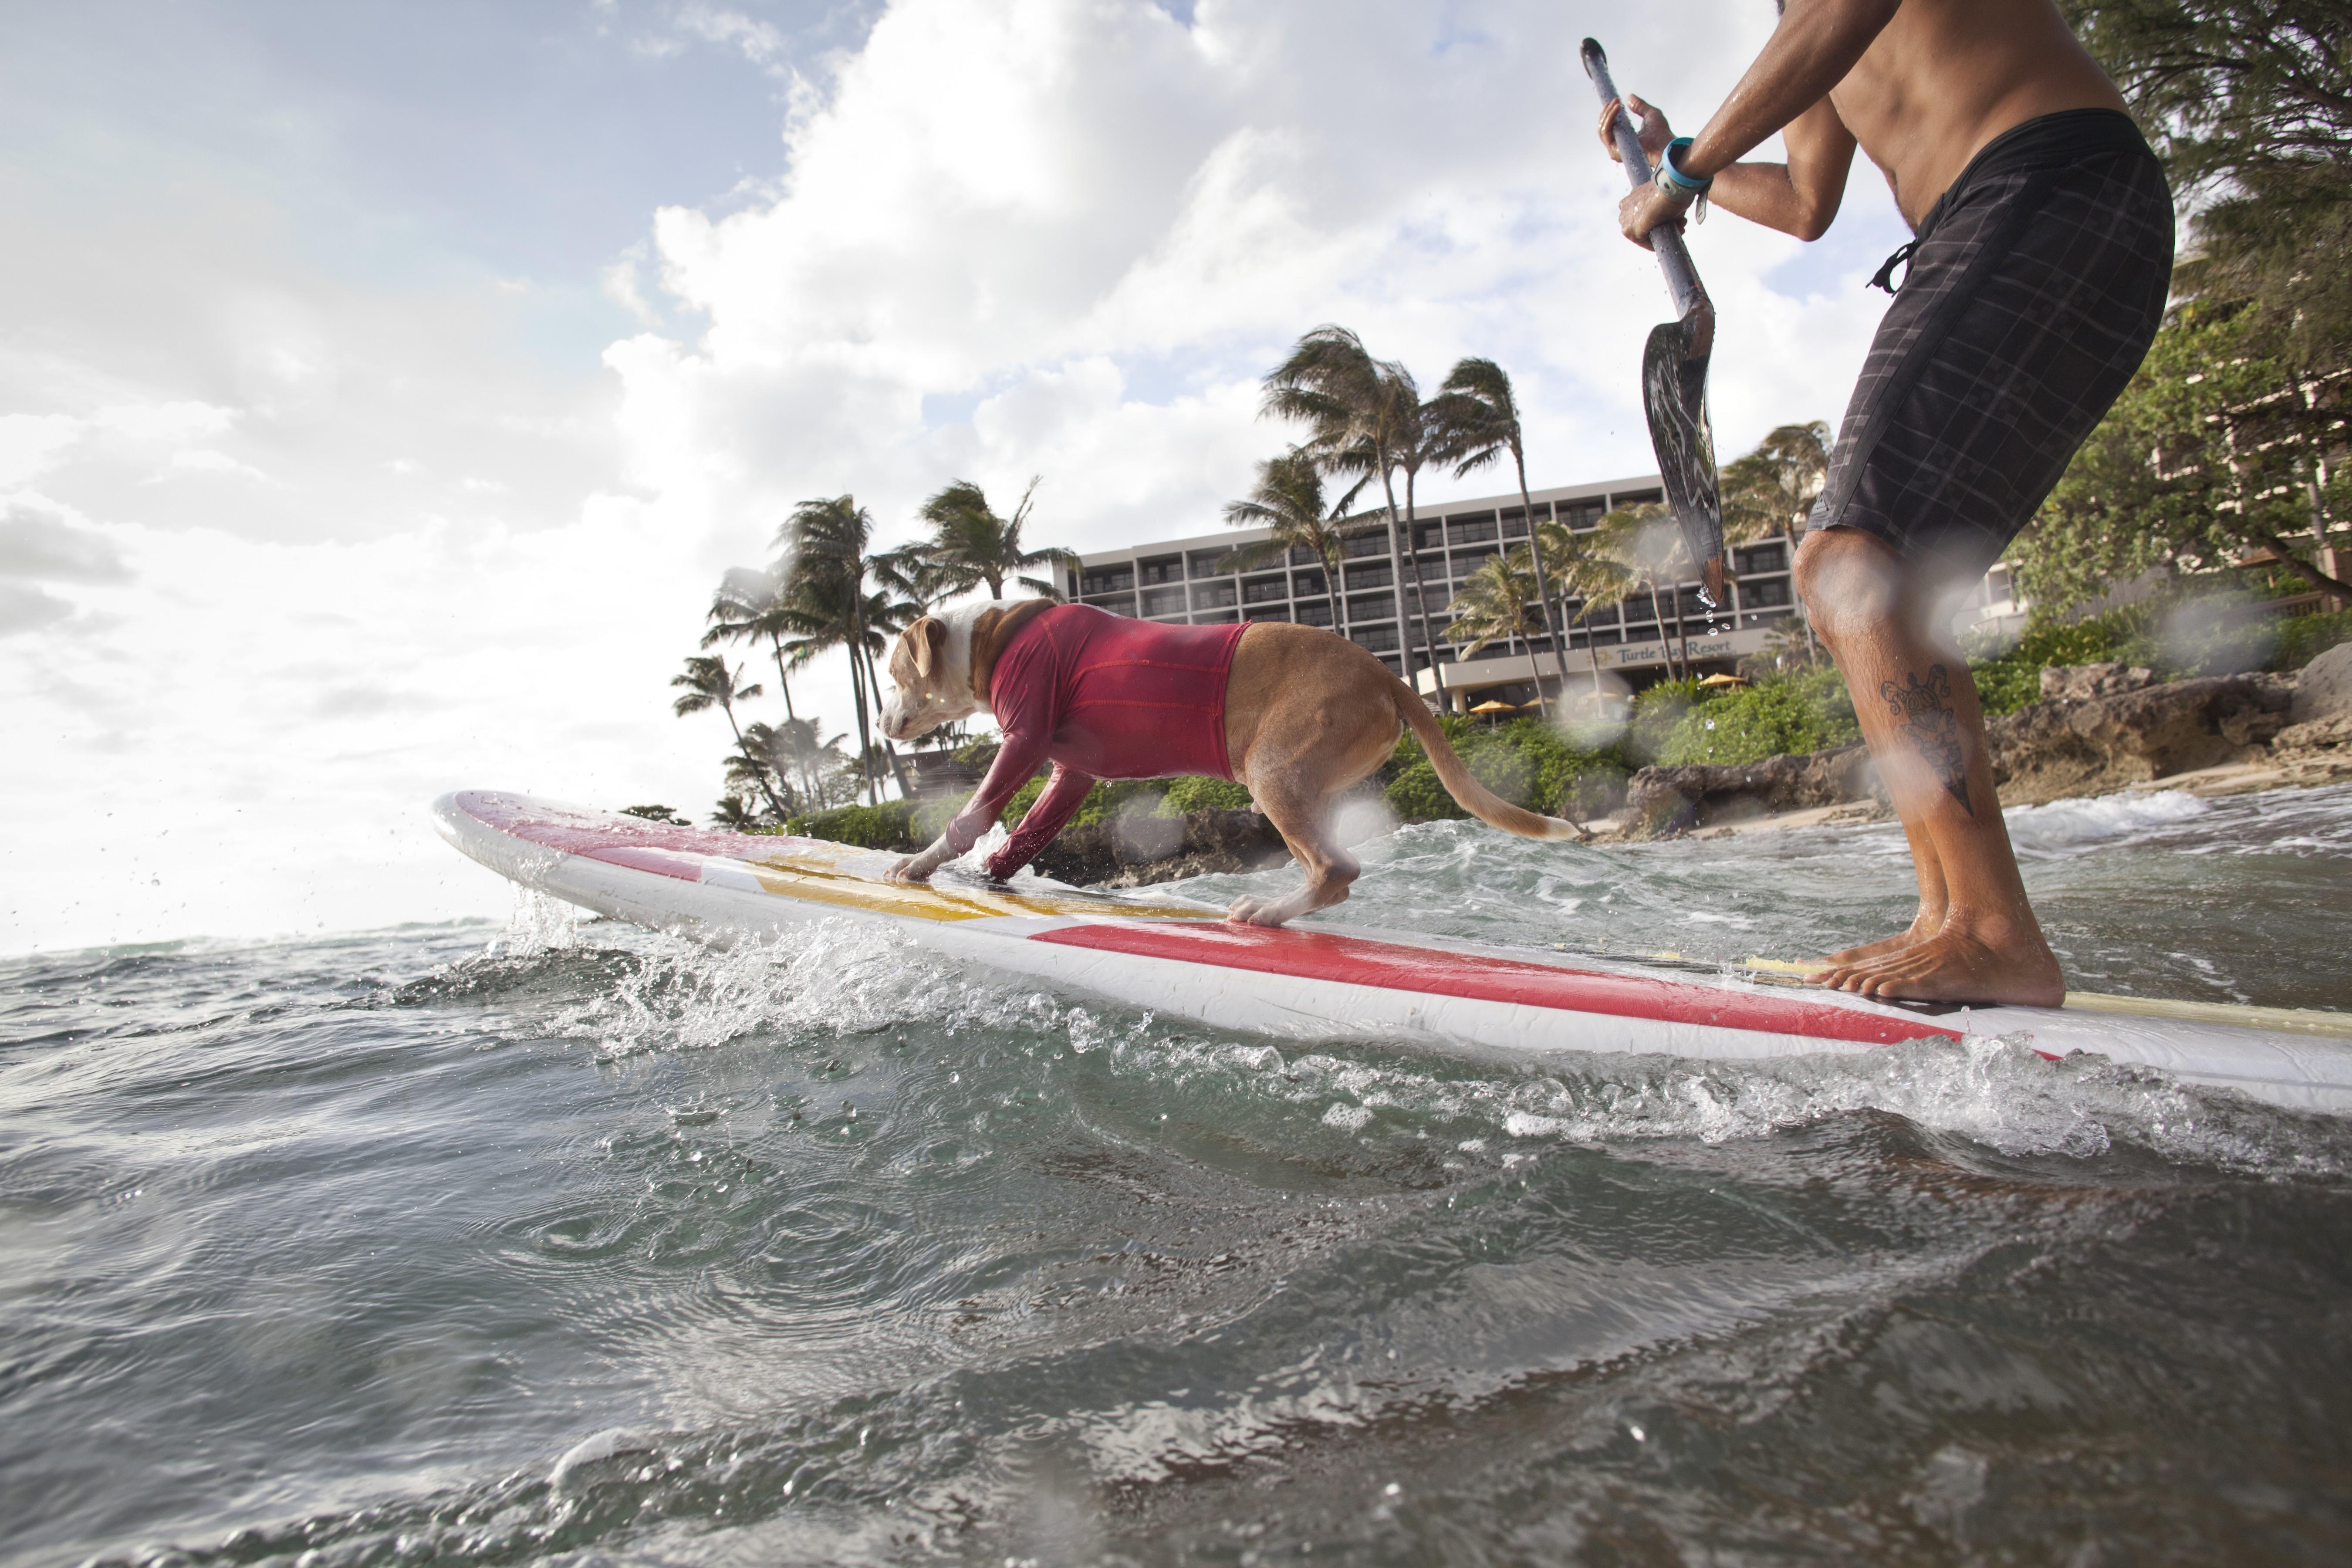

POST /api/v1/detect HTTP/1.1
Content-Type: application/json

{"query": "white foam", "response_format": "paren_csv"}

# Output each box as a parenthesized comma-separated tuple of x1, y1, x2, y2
(549, 1427, 653, 1492)
(2002, 790, 2209, 855)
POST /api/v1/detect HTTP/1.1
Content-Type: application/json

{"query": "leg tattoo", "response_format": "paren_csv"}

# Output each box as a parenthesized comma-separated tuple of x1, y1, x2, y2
(1881, 666, 1972, 815)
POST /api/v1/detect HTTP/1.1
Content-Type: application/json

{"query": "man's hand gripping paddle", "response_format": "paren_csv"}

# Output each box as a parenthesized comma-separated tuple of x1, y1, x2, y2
(1582, 38, 1729, 609)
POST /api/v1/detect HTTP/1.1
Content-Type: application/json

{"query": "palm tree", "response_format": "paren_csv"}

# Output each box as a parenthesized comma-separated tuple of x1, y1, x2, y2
(1429, 358, 1572, 714)
(1327, 375, 1449, 683)
(908, 478, 1081, 600)
(702, 565, 799, 722)
(1220, 447, 1374, 641)
(1443, 550, 1546, 661)
(1592, 505, 1694, 682)
(1720, 420, 1831, 659)
(1534, 517, 1641, 705)
(710, 794, 765, 830)
(671, 655, 789, 819)
(766, 716, 851, 800)
(776, 496, 920, 805)
(1261, 326, 1439, 688)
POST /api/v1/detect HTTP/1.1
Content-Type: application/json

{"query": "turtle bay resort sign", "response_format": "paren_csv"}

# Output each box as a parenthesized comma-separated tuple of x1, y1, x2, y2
(1601, 632, 1743, 669)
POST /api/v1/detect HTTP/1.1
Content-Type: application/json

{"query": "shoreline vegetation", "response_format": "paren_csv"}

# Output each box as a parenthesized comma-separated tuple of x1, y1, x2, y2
(764, 600, 2352, 880)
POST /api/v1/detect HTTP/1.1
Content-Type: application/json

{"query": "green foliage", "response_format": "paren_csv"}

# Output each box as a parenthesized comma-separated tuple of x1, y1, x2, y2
(1378, 715, 1629, 822)
(1964, 596, 2349, 716)
(2276, 608, 2352, 670)
(2065, 0, 2352, 359)
(1629, 679, 1698, 762)
(2014, 301, 2349, 614)
(1382, 757, 1465, 822)
(1652, 669, 1862, 767)
(1159, 775, 1254, 813)
(784, 800, 925, 851)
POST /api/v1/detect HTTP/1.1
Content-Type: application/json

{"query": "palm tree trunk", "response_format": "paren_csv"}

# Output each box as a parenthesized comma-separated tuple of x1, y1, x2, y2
(1670, 571, 1691, 681)
(1399, 466, 1446, 701)
(1373, 460, 1419, 702)
(1647, 577, 1680, 683)
(721, 699, 791, 822)
(769, 635, 798, 722)
(1323, 541, 1350, 644)
(1512, 448, 1566, 720)
(860, 644, 914, 798)
(845, 603, 877, 807)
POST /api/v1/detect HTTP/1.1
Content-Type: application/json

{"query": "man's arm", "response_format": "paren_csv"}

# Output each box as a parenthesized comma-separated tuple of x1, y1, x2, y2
(1708, 98, 1858, 240)
(1611, 0, 1892, 244)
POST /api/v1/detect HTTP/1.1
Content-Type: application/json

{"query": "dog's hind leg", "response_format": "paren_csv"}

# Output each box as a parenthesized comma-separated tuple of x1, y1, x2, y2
(1225, 780, 1359, 927)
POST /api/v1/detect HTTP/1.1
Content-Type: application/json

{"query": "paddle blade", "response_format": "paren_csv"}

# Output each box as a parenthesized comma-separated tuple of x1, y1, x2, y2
(1640, 312, 1728, 606)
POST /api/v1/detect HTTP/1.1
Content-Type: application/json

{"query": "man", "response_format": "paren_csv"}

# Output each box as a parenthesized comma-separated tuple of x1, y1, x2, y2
(1602, 0, 2171, 1005)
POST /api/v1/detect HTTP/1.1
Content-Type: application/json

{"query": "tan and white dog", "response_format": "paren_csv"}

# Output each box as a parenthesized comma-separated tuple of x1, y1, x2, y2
(879, 599, 1587, 926)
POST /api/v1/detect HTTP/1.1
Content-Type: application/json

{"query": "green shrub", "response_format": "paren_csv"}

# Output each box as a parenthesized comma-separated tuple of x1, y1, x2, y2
(1653, 669, 1861, 766)
(1158, 775, 1253, 813)
(2272, 608, 2352, 671)
(1384, 757, 1467, 822)
(1628, 679, 1699, 762)
(784, 800, 925, 851)
(1966, 604, 2156, 716)
(1378, 715, 1629, 821)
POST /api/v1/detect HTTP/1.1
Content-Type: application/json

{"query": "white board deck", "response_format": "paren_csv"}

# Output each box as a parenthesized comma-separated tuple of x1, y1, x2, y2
(434, 791, 2352, 1116)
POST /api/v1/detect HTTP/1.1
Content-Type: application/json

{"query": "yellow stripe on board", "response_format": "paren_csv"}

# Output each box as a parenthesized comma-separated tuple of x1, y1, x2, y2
(737, 846, 1221, 924)
(2059, 991, 2352, 1038)
(1723, 952, 2345, 1035)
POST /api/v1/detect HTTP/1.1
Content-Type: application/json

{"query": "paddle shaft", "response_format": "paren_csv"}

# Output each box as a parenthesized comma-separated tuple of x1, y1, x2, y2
(1581, 40, 1705, 321)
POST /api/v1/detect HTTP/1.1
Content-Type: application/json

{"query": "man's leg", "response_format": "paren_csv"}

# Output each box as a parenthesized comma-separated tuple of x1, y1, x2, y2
(1794, 528, 2063, 1006)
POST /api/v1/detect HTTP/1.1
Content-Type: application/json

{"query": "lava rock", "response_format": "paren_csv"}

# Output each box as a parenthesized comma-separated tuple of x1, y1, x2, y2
(1986, 672, 2296, 804)
(2039, 662, 2158, 701)
(1031, 808, 1290, 888)
(2291, 642, 2352, 724)
(1623, 745, 1881, 838)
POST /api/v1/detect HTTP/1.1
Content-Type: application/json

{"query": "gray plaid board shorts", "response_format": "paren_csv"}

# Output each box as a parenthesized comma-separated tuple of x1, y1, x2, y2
(1810, 108, 2173, 581)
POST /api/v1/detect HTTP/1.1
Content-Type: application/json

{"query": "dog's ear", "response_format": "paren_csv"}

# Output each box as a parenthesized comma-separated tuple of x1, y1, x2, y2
(908, 616, 947, 680)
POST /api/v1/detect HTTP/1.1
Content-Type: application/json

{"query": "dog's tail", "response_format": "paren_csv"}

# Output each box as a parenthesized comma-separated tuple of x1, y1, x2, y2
(1387, 679, 1593, 842)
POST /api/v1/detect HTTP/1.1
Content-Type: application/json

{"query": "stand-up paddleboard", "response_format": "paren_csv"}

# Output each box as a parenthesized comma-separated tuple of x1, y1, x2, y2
(433, 791, 2352, 1115)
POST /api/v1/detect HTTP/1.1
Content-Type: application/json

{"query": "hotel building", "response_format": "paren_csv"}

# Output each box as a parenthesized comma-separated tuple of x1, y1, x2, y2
(1063, 472, 1807, 710)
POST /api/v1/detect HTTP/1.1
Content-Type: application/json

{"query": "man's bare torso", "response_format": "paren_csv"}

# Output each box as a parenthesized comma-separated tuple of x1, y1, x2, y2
(1830, 0, 2125, 227)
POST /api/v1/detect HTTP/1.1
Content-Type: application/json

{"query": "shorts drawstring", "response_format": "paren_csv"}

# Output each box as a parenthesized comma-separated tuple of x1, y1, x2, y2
(1869, 240, 1919, 294)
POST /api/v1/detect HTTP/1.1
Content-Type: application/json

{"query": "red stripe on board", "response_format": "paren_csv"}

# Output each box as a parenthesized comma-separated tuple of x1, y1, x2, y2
(1033, 923, 1960, 1045)
(452, 790, 806, 877)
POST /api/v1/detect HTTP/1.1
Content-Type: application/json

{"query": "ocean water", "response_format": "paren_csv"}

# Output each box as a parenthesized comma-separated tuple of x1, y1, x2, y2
(4, 784, 2351, 1566)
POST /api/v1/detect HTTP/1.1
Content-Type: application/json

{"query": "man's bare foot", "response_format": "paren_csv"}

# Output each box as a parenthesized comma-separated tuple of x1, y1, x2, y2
(1812, 924, 2064, 1007)
(1817, 909, 1944, 967)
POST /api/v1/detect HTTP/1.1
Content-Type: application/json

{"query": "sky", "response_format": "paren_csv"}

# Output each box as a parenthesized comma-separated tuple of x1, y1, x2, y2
(0, 0, 1914, 953)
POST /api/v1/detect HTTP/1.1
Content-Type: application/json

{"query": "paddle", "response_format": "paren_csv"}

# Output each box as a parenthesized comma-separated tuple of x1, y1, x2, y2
(1580, 37, 1729, 609)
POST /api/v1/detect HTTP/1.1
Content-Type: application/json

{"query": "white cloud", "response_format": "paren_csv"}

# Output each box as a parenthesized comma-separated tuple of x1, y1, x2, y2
(608, 0, 1905, 559)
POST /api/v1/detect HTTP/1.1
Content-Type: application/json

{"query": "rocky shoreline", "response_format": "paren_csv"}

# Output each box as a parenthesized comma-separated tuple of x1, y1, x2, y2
(1031, 645, 2352, 884)
(1620, 645, 2352, 840)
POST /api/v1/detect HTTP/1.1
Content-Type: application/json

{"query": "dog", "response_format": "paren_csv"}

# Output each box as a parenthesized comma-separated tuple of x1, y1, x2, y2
(879, 598, 1586, 926)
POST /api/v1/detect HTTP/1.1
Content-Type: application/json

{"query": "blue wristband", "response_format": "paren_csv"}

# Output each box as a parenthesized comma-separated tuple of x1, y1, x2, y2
(1658, 137, 1712, 192)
